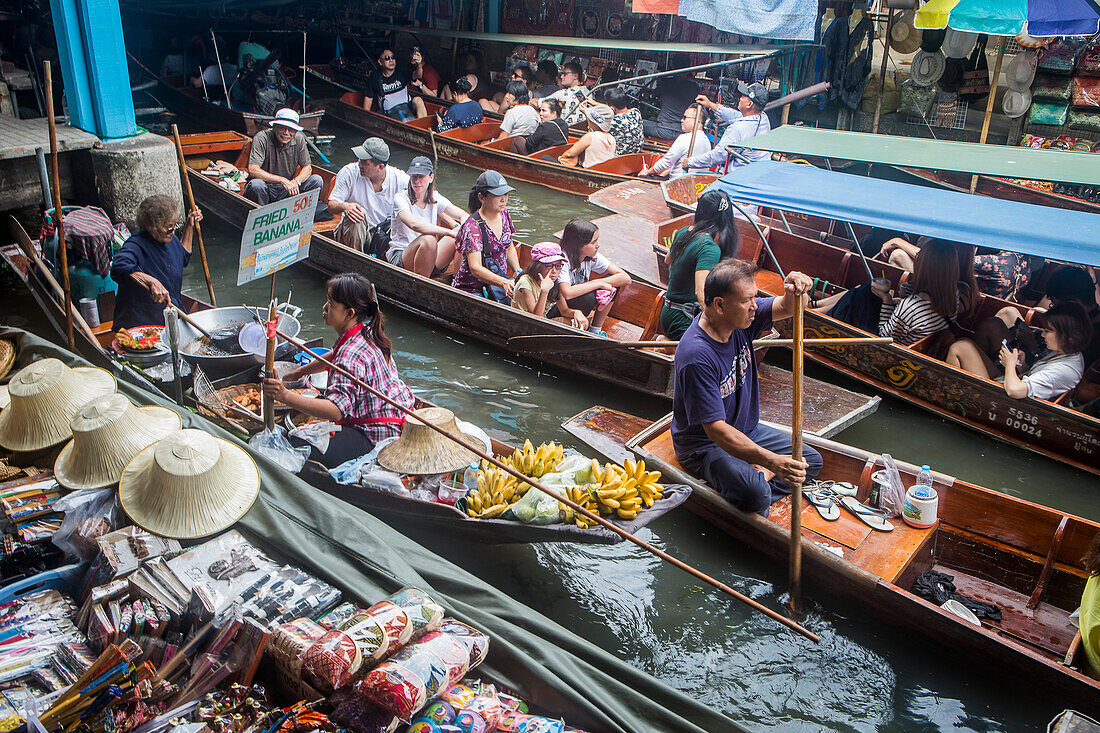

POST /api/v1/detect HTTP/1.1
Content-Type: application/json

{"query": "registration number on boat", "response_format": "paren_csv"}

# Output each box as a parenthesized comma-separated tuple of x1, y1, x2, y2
(988, 407, 1042, 437)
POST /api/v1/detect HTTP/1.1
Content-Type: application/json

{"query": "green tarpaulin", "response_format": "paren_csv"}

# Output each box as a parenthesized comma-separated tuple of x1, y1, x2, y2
(742, 126, 1100, 186)
(0, 327, 745, 733)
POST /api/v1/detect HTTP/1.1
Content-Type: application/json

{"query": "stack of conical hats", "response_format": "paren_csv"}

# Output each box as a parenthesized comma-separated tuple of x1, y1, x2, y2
(0, 358, 115, 453)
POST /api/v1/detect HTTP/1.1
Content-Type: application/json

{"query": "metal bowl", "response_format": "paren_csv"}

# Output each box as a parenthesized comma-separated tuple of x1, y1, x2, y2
(164, 306, 302, 377)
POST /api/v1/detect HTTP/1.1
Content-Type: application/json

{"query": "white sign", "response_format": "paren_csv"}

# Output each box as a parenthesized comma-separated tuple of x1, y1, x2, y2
(237, 189, 319, 285)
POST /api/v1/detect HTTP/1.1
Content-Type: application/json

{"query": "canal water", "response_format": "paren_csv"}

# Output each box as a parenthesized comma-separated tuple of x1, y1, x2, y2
(9, 117, 1098, 731)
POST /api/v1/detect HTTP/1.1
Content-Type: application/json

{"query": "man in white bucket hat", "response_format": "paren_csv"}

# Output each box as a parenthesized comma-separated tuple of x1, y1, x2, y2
(243, 108, 323, 206)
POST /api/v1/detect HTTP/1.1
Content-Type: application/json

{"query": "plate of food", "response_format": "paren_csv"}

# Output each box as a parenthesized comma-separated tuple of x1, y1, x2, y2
(115, 326, 167, 353)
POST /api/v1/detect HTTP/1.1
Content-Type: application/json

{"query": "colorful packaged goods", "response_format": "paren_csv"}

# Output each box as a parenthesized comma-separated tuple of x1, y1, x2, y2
(303, 629, 364, 692)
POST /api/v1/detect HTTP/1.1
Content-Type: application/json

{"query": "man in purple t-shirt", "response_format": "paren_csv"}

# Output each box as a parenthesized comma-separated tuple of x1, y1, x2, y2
(672, 259, 822, 516)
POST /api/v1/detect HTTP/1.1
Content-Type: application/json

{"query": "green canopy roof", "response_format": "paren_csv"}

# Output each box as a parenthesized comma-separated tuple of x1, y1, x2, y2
(741, 126, 1100, 186)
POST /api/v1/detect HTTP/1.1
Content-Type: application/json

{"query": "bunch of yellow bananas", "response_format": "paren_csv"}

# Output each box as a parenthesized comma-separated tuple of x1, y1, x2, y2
(466, 467, 519, 519)
(587, 457, 663, 520)
(566, 485, 600, 529)
(499, 440, 565, 484)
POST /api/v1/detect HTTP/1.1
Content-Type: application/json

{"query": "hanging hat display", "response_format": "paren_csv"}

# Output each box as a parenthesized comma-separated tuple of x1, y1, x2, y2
(1015, 32, 1053, 50)
(919, 28, 946, 53)
(1005, 49, 1039, 91)
(376, 407, 481, 475)
(942, 29, 978, 59)
(889, 10, 923, 55)
(910, 50, 947, 87)
(0, 359, 116, 453)
(0, 339, 14, 382)
(1002, 87, 1033, 118)
(119, 429, 260, 539)
(54, 394, 181, 491)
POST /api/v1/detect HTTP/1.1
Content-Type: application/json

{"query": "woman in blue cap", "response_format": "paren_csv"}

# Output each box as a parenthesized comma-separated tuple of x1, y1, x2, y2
(452, 171, 519, 303)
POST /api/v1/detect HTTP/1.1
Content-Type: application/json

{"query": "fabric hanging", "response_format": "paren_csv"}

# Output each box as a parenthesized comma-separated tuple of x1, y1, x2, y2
(676, 0, 819, 41)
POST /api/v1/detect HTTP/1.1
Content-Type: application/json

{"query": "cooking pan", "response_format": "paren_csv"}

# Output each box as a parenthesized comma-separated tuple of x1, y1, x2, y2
(164, 305, 302, 377)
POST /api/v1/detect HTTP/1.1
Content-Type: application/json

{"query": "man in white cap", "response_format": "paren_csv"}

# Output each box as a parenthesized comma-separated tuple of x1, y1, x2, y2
(685, 82, 772, 173)
(328, 137, 410, 255)
(243, 109, 323, 205)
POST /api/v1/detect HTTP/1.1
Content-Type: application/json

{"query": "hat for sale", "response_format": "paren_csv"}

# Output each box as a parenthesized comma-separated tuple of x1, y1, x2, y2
(942, 29, 978, 59)
(0, 339, 14, 381)
(54, 394, 181, 491)
(474, 170, 516, 196)
(352, 137, 391, 162)
(119, 429, 260, 539)
(407, 156, 435, 176)
(1005, 50, 1038, 91)
(1002, 87, 1033, 118)
(0, 385, 8, 411)
(377, 407, 481, 475)
(736, 81, 769, 109)
(0, 359, 116, 453)
(910, 50, 947, 87)
(271, 108, 304, 132)
(530, 242, 569, 266)
(889, 10, 923, 55)
(584, 103, 614, 132)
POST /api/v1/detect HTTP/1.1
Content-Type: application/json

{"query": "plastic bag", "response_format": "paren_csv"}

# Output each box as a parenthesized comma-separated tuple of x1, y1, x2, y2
(508, 487, 568, 525)
(1073, 77, 1100, 108)
(329, 437, 403, 491)
(1028, 100, 1068, 127)
(51, 489, 120, 561)
(249, 427, 310, 473)
(302, 629, 364, 692)
(879, 454, 907, 519)
(358, 630, 474, 721)
(289, 419, 336, 454)
(898, 80, 937, 118)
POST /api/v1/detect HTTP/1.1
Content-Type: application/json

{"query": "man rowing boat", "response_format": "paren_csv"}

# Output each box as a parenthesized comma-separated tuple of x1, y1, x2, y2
(672, 259, 821, 516)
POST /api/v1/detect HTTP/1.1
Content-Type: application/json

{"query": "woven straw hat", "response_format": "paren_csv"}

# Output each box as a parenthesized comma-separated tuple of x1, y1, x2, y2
(376, 407, 480, 475)
(0, 340, 14, 382)
(54, 394, 181, 490)
(119, 429, 260, 539)
(0, 359, 115, 452)
(910, 50, 947, 87)
(0, 385, 8, 411)
(889, 11, 923, 55)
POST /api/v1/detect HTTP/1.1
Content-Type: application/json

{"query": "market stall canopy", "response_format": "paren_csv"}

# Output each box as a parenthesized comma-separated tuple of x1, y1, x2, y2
(704, 160, 1100, 266)
(741, 126, 1100, 186)
(914, 0, 1100, 36)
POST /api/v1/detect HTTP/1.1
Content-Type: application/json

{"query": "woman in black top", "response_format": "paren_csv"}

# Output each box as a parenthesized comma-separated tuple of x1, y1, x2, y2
(520, 99, 570, 154)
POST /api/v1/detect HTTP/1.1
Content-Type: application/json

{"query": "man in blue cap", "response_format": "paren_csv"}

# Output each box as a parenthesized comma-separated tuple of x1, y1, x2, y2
(684, 82, 772, 174)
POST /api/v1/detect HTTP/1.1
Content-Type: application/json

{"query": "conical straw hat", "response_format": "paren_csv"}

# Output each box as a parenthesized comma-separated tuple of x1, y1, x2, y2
(0, 359, 116, 452)
(0, 339, 14, 382)
(54, 394, 182, 490)
(376, 407, 481, 475)
(119, 429, 260, 539)
(0, 385, 8, 411)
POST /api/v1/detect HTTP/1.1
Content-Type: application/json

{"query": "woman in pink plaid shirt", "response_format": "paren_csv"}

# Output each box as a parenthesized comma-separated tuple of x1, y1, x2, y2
(264, 273, 415, 468)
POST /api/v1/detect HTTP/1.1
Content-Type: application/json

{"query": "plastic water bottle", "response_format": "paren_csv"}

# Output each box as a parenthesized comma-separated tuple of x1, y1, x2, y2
(903, 465, 940, 529)
(915, 465, 933, 490)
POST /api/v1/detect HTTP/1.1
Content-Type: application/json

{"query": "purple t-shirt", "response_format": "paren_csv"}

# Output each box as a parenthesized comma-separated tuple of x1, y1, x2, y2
(671, 297, 775, 461)
(453, 211, 515, 293)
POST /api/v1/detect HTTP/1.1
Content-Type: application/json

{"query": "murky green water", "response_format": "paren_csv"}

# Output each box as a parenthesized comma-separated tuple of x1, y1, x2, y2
(6, 116, 1096, 732)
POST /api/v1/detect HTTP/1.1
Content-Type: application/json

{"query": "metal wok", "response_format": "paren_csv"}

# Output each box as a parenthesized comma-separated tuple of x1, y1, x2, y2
(164, 305, 302, 377)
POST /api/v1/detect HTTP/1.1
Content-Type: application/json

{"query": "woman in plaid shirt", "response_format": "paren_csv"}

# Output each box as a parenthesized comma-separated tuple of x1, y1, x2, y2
(264, 273, 415, 468)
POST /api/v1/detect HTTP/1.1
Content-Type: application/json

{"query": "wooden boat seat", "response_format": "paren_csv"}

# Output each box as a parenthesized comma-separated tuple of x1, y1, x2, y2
(526, 143, 572, 160)
(408, 117, 435, 130)
(483, 135, 522, 151)
(439, 121, 501, 144)
(587, 153, 651, 176)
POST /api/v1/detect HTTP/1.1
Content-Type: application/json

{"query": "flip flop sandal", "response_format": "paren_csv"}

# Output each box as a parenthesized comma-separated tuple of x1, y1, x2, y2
(839, 496, 894, 532)
(803, 490, 840, 521)
(805, 479, 858, 497)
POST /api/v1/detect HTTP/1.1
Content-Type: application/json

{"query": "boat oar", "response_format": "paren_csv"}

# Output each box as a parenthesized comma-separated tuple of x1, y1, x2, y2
(789, 298, 805, 614)
(272, 326, 821, 643)
(43, 60, 74, 350)
(507, 335, 893, 354)
(171, 124, 217, 306)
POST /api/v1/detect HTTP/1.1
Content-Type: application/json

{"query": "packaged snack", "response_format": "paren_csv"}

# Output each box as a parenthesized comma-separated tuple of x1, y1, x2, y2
(362, 601, 412, 656)
(1073, 77, 1100, 108)
(302, 630, 364, 692)
(334, 609, 392, 665)
(271, 618, 327, 677)
(1028, 100, 1069, 126)
(387, 588, 444, 636)
(359, 631, 472, 721)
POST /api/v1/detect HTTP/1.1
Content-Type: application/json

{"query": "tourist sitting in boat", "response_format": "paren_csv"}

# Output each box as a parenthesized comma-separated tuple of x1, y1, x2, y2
(548, 218, 632, 334)
(452, 171, 520, 304)
(686, 83, 773, 173)
(660, 190, 741, 339)
(441, 50, 494, 104)
(364, 48, 428, 120)
(532, 60, 560, 99)
(557, 105, 616, 168)
(190, 53, 236, 91)
(672, 259, 821, 516)
(483, 66, 534, 114)
(408, 46, 440, 98)
(521, 99, 570, 155)
(435, 78, 484, 133)
(1081, 535, 1100, 679)
(512, 242, 566, 316)
(605, 87, 644, 155)
(536, 62, 588, 126)
(639, 106, 711, 180)
(243, 109, 323, 206)
(264, 273, 415, 469)
(388, 156, 466, 278)
(328, 137, 410, 256)
(644, 53, 700, 142)
(1039, 266, 1100, 367)
(493, 82, 539, 142)
(110, 195, 201, 330)
(945, 301, 1091, 401)
(812, 239, 963, 346)
(974, 250, 1033, 301)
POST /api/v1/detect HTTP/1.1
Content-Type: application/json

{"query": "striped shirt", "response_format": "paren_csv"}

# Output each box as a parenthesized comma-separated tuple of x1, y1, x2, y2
(326, 328, 415, 443)
(877, 284, 951, 346)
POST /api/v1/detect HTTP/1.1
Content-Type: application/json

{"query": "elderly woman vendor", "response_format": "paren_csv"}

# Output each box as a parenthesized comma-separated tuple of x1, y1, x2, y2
(263, 273, 416, 468)
(110, 195, 202, 330)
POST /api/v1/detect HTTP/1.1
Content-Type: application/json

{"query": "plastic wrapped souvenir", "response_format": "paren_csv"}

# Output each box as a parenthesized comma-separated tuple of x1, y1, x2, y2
(1069, 109, 1100, 133)
(439, 683, 479, 710)
(359, 631, 476, 720)
(1031, 74, 1073, 101)
(387, 587, 445, 636)
(302, 629, 364, 692)
(437, 620, 490, 668)
(1028, 100, 1069, 127)
(1037, 39, 1087, 75)
(459, 686, 503, 730)
(270, 618, 327, 677)
(1019, 134, 1047, 148)
(1072, 77, 1100, 108)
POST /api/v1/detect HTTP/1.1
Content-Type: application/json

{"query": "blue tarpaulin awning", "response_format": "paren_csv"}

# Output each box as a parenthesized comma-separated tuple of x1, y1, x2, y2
(704, 161, 1100, 266)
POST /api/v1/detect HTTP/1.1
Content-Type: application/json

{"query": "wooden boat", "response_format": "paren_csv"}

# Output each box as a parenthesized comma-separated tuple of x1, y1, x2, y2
(898, 166, 1100, 217)
(324, 91, 662, 195)
(129, 56, 324, 137)
(564, 405, 1100, 711)
(175, 131, 880, 438)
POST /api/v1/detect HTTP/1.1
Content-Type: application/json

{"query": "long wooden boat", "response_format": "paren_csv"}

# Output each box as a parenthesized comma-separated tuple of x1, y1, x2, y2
(176, 131, 880, 440)
(898, 166, 1100, 217)
(129, 56, 324, 136)
(592, 174, 1100, 476)
(324, 91, 661, 195)
(564, 405, 1100, 711)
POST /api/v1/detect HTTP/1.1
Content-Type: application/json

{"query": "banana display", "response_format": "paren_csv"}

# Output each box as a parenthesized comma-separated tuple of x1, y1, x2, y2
(465, 441, 564, 518)
(501, 439, 565, 480)
(568, 458, 663, 528)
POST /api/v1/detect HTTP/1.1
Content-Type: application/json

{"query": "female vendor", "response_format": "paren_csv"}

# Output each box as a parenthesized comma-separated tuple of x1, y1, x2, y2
(263, 273, 416, 468)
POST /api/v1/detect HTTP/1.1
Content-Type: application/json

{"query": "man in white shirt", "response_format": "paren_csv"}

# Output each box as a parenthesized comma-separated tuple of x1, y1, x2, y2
(328, 138, 410, 255)
(537, 62, 588, 126)
(686, 82, 772, 173)
(639, 106, 712, 180)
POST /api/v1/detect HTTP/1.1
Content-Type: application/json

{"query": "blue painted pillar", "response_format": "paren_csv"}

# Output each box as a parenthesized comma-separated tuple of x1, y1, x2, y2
(48, 0, 136, 138)
(487, 0, 501, 33)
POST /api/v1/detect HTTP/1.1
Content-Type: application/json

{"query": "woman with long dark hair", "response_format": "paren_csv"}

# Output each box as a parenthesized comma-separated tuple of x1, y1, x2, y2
(263, 273, 415, 468)
(452, 171, 520, 303)
(549, 218, 631, 334)
(659, 190, 740, 338)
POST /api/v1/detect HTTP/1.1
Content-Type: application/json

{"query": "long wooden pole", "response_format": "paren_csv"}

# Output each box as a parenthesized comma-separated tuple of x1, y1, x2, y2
(171, 124, 217, 305)
(872, 12, 894, 134)
(43, 60, 74, 350)
(263, 298, 277, 431)
(684, 103, 702, 170)
(972, 40, 1006, 193)
(789, 298, 805, 614)
(273, 326, 820, 643)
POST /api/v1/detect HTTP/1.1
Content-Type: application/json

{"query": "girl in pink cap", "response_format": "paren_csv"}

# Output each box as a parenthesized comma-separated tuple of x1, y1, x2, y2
(512, 242, 566, 315)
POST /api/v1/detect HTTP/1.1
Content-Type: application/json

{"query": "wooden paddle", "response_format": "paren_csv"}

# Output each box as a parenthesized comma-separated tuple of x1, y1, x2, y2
(43, 60, 73, 350)
(789, 298, 805, 614)
(171, 124, 217, 306)
(507, 335, 894, 354)
(273, 326, 821, 643)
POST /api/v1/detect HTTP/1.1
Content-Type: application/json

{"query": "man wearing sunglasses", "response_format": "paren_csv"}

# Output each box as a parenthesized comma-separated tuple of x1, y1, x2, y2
(364, 48, 427, 120)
